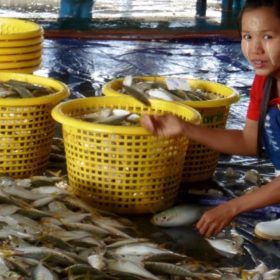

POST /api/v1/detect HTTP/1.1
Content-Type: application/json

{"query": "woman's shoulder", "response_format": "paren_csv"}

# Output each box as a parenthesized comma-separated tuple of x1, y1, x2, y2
(250, 75, 268, 97)
(252, 75, 267, 88)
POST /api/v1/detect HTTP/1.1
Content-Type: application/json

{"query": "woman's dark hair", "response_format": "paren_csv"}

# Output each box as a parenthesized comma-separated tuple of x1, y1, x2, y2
(238, 0, 280, 33)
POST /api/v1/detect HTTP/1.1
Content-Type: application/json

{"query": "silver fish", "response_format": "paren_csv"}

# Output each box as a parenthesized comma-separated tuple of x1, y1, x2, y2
(151, 204, 204, 227)
(144, 261, 197, 278)
(110, 243, 168, 256)
(147, 88, 184, 101)
(206, 229, 244, 258)
(123, 84, 151, 106)
(106, 258, 159, 280)
(244, 169, 262, 186)
(32, 262, 58, 280)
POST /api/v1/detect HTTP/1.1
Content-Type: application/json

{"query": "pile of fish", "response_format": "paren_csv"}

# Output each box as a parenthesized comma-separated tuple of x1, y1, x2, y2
(224, 167, 268, 187)
(121, 76, 221, 106)
(150, 204, 280, 279)
(0, 176, 229, 280)
(0, 136, 277, 279)
(0, 80, 55, 98)
(78, 108, 141, 126)
(0, 174, 279, 279)
(222, 167, 272, 195)
(151, 205, 244, 258)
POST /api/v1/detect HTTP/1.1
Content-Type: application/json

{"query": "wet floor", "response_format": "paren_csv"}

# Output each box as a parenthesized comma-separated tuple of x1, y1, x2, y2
(0, 0, 237, 30)
(37, 37, 280, 270)
(0, 0, 222, 20)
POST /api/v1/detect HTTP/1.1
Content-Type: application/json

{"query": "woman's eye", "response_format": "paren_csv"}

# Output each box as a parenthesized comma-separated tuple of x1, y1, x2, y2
(242, 34, 251, 40)
(264, 34, 272, 40)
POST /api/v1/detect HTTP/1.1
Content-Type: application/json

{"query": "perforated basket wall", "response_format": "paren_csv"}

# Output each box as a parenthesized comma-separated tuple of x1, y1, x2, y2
(52, 96, 201, 214)
(102, 76, 239, 182)
(0, 73, 69, 178)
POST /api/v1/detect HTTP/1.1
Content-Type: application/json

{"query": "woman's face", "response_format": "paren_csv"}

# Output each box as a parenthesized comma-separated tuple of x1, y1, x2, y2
(241, 7, 280, 78)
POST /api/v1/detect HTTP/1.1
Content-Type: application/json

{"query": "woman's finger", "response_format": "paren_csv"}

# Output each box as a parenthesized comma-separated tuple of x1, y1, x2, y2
(204, 222, 218, 238)
(141, 115, 155, 132)
(196, 217, 211, 236)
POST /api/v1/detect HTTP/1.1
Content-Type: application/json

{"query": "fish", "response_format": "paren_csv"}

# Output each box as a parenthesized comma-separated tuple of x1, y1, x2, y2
(63, 263, 108, 279)
(165, 77, 191, 91)
(144, 252, 188, 263)
(0, 204, 19, 216)
(144, 261, 221, 279)
(95, 113, 132, 125)
(206, 229, 244, 258)
(109, 242, 169, 256)
(106, 238, 150, 248)
(123, 84, 151, 106)
(32, 262, 59, 280)
(147, 88, 184, 101)
(244, 169, 262, 186)
(88, 249, 106, 270)
(123, 75, 134, 87)
(151, 204, 205, 227)
(122, 76, 222, 103)
(206, 238, 242, 258)
(240, 262, 280, 280)
(224, 167, 238, 179)
(106, 258, 159, 280)
(79, 108, 140, 126)
(0, 80, 55, 99)
(144, 261, 195, 278)
(0, 175, 276, 280)
(10, 246, 80, 266)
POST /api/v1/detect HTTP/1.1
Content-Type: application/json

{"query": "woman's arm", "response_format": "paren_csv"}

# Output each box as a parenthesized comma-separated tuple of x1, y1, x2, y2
(141, 114, 258, 156)
(196, 175, 280, 237)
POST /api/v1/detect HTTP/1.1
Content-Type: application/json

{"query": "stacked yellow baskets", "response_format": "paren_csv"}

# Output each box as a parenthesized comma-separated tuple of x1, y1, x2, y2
(0, 19, 69, 178)
(0, 18, 43, 73)
(102, 76, 239, 183)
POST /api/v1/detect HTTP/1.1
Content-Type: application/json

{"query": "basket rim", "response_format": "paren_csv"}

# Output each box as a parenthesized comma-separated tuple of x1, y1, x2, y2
(0, 51, 42, 62)
(0, 57, 42, 69)
(0, 36, 43, 48)
(0, 18, 43, 40)
(102, 76, 240, 108)
(0, 64, 41, 74)
(52, 96, 201, 135)
(0, 72, 70, 105)
(0, 43, 42, 55)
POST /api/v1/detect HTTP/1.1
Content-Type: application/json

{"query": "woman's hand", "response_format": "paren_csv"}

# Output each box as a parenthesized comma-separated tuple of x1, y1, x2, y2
(196, 203, 237, 238)
(141, 114, 187, 137)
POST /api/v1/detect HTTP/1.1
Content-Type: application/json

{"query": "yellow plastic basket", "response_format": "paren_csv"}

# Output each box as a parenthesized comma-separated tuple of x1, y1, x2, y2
(102, 76, 239, 182)
(0, 36, 43, 48)
(0, 44, 42, 55)
(0, 57, 41, 69)
(0, 18, 43, 40)
(0, 72, 69, 178)
(52, 96, 201, 214)
(0, 65, 41, 74)
(0, 51, 42, 62)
